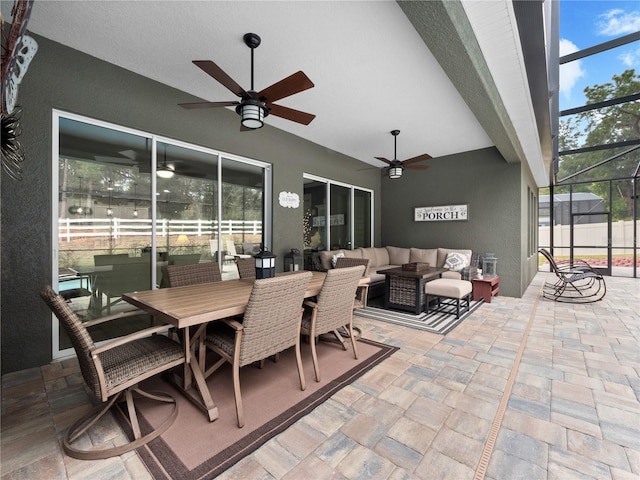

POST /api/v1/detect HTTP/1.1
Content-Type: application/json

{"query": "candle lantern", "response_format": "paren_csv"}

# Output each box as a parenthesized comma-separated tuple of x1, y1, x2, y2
(482, 253, 498, 277)
(254, 244, 277, 279)
(284, 248, 302, 272)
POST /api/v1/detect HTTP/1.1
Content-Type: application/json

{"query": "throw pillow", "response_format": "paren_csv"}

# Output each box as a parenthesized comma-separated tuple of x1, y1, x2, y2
(444, 252, 469, 271)
(331, 252, 345, 267)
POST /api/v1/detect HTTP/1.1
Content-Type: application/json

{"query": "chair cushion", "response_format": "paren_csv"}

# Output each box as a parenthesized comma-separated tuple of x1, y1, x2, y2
(425, 279, 472, 299)
(99, 335, 183, 392)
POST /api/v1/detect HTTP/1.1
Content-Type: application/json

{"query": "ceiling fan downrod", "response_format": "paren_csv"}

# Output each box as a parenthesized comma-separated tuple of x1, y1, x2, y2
(244, 33, 261, 91)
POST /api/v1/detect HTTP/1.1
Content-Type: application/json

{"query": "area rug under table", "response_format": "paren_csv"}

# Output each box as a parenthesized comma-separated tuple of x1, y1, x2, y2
(355, 297, 484, 334)
(118, 337, 397, 480)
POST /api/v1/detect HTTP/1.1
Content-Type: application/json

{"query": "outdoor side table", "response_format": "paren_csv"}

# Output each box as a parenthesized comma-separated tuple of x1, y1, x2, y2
(472, 276, 500, 303)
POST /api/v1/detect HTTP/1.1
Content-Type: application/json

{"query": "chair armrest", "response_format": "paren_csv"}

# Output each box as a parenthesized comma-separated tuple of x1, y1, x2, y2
(83, 309, 148, 328)
(220, 318, 244, 331)
(304, 299, 318, 309)
(91, 324, 175, 355)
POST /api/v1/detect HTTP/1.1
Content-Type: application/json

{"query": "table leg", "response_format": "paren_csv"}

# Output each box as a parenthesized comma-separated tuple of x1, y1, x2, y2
(166, 326, 219, 422)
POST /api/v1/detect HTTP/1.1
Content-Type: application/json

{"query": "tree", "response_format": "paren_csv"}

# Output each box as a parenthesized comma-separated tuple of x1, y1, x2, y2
(557, 69, 640, 221)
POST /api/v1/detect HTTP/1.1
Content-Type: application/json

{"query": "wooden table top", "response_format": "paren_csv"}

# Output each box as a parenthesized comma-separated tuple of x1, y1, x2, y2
(123, 271, 368, 329)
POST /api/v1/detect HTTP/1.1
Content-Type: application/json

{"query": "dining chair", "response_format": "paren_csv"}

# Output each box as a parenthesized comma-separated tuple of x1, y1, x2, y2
(301, 265, 365, 382)
(202, 271, 312, 428)
(334, 257, 370, 309)
(39, 286, 185, 460)
(161, 262, 222, 287)
(235, 257, 256, 279)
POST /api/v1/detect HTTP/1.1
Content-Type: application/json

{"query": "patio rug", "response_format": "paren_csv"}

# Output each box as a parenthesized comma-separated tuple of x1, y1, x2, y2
(355, 297, 484, 334)
(117, 337, 397, 480)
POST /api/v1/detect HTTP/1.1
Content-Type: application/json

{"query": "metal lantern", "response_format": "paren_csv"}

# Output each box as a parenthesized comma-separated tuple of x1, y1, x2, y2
(284, 248, 302, 272)
(482, 253, 498, 277)
(254, 244, 277, 279)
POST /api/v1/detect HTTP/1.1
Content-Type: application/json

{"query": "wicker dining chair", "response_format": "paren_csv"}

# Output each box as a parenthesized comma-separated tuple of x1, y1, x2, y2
(235, 257, 256, 279)
(161, 262, 222, 288)
(301, 265, 365, 382)
(334, 257, 370, 309)
(202, 271, 312, 428)
(39, 286, 185, 460)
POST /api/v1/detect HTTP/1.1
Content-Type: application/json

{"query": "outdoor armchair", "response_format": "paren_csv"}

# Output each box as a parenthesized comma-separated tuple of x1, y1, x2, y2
(335, 256, 370, 310)
(40, 286, 185, 460)
(235, 257, 256, 279)
(161, 262, 222, 288)
(202, 272, 312, 428)
(301, 265, 365, 382)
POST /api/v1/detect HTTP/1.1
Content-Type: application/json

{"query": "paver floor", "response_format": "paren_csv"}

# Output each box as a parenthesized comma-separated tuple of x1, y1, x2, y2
(2, 272, 638, 479)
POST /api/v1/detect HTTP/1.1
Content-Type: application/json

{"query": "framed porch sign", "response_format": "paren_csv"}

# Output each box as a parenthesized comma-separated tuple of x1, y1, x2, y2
(414, 204, 468, 222)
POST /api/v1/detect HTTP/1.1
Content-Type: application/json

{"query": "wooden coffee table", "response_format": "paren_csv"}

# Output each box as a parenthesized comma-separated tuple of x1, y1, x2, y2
(383, 267, 448, 314)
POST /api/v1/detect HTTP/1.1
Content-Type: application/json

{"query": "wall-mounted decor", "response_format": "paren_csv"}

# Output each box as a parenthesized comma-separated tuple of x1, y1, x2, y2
(278, 191, 300, 208)
(312, 213, 344, 227)
(414, 204, 468, 222)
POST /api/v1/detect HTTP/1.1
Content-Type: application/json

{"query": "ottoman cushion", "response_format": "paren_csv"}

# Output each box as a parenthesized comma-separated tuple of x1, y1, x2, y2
(425, 279, 472, 298)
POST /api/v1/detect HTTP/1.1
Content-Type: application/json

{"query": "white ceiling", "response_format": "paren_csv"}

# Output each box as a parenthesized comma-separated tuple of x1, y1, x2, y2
(8, 0, 546, 178)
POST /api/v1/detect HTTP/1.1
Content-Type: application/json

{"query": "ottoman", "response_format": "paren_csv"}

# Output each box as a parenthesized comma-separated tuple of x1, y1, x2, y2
(424, 279, 473, 319)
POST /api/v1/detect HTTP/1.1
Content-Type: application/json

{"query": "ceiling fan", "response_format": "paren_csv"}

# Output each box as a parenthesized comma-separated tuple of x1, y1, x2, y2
(376, 130, 431, 179)
(179, 33, 315, 130)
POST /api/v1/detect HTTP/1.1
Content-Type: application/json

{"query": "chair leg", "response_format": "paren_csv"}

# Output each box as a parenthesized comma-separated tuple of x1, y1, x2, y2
(348, 322, 358, 360)
(232, 362, 244, 428)
(295, 339, 306, 391)
(63, 387, 178, 461)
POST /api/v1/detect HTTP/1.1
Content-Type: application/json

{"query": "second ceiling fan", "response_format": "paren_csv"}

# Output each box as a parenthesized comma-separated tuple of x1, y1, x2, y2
(376, 130, 431, 179)
(179, 33, 315, 130)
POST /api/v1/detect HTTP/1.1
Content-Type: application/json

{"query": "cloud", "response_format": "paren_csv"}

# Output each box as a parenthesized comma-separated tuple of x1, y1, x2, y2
(559, 39, 586, 99)
(619, 45, 640, 68)
(597, 8, 640, 36)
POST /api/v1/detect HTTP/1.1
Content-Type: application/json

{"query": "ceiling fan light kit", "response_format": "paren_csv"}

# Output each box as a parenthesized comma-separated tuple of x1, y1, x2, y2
(180, 32, 315, 130)
(238, 98, 266, 129)
(375, 129, 432, 179)
(388, 164, 403, 179)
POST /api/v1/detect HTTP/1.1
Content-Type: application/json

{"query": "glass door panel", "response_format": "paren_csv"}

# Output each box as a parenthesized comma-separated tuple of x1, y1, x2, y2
(353, 189, 372, 248)
(220, 157, 264, 278)
(154, 142, 219, 284)
(57, 117, 153, 348)
(330, 184, 351, 249)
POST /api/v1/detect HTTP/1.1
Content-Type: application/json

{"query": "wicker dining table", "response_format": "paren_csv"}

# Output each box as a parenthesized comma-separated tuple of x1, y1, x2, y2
(122, 270, 369, 422)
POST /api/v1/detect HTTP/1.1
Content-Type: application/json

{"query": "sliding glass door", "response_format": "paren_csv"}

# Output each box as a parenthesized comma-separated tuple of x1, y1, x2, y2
(53, 111, 269, 357)
(303, 174, 373, 267)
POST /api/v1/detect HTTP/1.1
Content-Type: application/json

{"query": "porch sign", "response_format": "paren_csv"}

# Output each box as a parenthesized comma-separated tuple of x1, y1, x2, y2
(414, 204, 468, 222)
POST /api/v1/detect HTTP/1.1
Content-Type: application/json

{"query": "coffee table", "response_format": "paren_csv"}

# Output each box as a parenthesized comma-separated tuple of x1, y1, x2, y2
(383, 267, 448, 314)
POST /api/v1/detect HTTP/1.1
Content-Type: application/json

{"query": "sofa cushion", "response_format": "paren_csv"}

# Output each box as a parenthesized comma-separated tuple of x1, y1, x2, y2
(343, 249, 363, 259)
(373, 247, 390, 267)
(386, 246, 410, 266)
(359, 248, 378, 267)
(331, 252, 345, 267)
(437, 248, 472, 268)
(444, 252, 469, 271)
(409, 248, 438, 266)
(319, 249, 344, 270)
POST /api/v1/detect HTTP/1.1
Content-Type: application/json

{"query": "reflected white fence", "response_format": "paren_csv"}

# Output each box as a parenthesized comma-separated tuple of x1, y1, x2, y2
(59, 218, 262, 242)
(539, 220, 637, 255)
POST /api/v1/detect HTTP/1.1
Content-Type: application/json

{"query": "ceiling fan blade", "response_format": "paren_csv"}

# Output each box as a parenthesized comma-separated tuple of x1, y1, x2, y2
(374, 157, 393, 165)
(179, 101, 239, 109)
(269, 103, 316, 125)
(405, 164, 430, 170)
(258, 71, 314, 103)
(192, 60, 247, 97)
(401, 153, 432, 166)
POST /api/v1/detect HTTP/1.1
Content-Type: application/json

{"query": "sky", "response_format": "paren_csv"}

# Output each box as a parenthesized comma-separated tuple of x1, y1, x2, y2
(559, 0, 640, 111)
